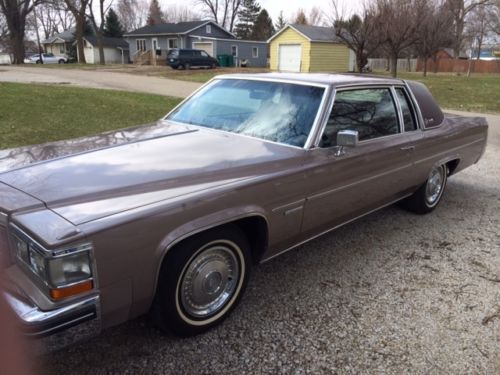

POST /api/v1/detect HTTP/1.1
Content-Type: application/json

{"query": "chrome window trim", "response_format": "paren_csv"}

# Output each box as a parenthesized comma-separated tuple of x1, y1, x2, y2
(403, 80, 426, 130)
(0, 211, 7, 226)
(164, 77, 330, 151)
(313, 85, 405, 148)
(390, 86, 405, 134)
(393, 85, 421, 132)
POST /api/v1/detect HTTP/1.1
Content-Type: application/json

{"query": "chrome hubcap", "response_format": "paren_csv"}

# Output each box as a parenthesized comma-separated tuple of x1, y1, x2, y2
(425, 166, 445, 205)
(180, 244, 239, 319)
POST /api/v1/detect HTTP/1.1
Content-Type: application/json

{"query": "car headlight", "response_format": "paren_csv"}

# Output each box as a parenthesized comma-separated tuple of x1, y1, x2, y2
(10, 227, 94, 300)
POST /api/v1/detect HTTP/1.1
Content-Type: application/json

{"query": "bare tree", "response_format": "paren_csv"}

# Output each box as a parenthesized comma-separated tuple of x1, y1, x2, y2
(87, 0, 112, 64)
(490, 0, 500, 34)
(376, 0, 422, 77)
(308, 6, 325, 26)
(31, 1, 73, 39)
(293, 8, 308, 24)
(116, 0, 148, 31)
(414, 0, 454, 76)
(197, 0, 241, 31)
(331, 0, 382, 73)
(63, 0, 90, 63)
(465, 4, 491, 59)
(0, 0, 44, 63)
(445, 0, 491, 58)
(274, 10, 286, 30)
(164, 4, 201, 23)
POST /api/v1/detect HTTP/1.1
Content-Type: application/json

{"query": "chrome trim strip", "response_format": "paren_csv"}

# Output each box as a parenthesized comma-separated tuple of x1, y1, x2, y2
(0, 212, 7, 226)
(414, 138, 485, 165)
(260, 194, 413, 264)
(307, 163, 412, 201)
(284, 206, 304, 216)
(271, 199, 306, 213)
(311, 87, 337, 148)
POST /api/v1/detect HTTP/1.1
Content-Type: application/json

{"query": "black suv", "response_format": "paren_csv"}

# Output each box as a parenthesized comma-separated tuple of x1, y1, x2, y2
(167, 48, 219, 70)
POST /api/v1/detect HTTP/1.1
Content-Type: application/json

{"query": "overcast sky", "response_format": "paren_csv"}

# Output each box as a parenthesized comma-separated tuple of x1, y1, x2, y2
(160, 0, 364, 26)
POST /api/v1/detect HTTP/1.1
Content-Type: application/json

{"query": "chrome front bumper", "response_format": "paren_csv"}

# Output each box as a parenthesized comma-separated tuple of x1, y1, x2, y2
(4, 290, 101, 353)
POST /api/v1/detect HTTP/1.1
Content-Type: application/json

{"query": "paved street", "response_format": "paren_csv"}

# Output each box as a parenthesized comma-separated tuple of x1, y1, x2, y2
(0, 66, 202, 98)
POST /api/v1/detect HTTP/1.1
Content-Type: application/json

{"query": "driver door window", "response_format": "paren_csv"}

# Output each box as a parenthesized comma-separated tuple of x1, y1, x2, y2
(320, 88, 400, 148)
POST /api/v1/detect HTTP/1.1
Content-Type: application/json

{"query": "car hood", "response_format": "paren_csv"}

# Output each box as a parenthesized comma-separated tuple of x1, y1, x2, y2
(0, 122, 302, 225)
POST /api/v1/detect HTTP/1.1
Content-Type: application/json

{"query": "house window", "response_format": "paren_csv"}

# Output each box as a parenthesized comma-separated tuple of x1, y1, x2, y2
(136, 39, 146, 52)
(206, 24, 211, 34)
(168, 38, 178, 49)
(59, 44, 65, 54)
(252, 47, 258, 58)
(231, 45, 238, 57)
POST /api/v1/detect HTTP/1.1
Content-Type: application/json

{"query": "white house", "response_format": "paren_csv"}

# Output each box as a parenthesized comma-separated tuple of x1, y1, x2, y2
(78, 36, 130, 64)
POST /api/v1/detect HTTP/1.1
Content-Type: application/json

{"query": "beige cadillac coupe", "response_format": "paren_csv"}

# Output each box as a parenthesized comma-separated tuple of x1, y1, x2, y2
(0, 74, 488, 351)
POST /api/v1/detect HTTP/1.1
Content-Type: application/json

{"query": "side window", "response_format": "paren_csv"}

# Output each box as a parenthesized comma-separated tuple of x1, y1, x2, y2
(320, 88, 400, 148)
(395, 88, 418, 131)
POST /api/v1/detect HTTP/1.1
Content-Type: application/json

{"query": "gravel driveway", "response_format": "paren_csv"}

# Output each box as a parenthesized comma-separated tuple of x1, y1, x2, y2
(39, 112, 499, 374)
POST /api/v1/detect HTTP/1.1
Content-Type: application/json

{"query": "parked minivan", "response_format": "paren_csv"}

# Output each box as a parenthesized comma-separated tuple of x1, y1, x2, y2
(167, 48, 219, 70)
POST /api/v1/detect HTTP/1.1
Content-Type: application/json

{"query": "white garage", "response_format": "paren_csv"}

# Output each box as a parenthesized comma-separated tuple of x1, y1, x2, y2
(278, 44, 302, 72)
(192, 42, 214, 57)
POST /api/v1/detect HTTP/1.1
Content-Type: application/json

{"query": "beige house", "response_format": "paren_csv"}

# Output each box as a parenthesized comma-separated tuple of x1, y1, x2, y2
(268, 24, 352, 73)
(42, 29, 75, 57)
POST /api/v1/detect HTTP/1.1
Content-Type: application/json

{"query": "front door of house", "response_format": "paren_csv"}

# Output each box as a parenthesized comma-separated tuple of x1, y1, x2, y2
(152, 38, 158, 51)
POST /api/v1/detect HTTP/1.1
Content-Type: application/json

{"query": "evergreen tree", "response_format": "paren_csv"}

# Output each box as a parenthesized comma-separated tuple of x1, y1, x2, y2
(104, 8, 125, 37)
(275, 10, 286, 30)
(147, 0, 164, 26)
(234, 0, 261, 40)
(251, 9, 275, 40)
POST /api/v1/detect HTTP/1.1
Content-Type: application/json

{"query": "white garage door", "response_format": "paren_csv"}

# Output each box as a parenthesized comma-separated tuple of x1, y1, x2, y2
(193, 42, 214, 57)
(279, 44, 301, 72)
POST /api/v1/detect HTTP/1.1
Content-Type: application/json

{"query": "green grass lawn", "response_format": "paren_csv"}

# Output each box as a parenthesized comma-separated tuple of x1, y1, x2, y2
(0, 83, 181, 149)
(372, 72, 500, 113)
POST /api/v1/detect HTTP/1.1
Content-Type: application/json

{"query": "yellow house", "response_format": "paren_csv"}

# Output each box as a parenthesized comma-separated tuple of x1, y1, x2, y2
(268, 24, 351, 73)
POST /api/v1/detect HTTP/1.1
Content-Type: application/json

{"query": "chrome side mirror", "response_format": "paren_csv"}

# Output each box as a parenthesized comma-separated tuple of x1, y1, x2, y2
(335, 130, 359, 156)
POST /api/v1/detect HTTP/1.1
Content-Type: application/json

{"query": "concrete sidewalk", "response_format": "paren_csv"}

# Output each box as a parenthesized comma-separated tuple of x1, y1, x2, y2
(0, 66, 202, 98)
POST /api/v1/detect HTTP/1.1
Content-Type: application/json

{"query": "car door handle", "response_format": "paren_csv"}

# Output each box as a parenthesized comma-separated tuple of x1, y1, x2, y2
(400, 145, 415, 151)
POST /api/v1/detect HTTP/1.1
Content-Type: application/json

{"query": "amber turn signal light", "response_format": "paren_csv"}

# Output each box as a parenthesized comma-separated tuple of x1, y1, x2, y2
(50, 280, 93, 300)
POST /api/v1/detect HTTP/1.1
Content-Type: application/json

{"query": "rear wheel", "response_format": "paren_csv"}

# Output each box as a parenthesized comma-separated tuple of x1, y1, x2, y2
(153, 225, 251, 336)
(400, 164, 448, 214)
(36, 60, 41, 64)
(58, 59, 65, 64)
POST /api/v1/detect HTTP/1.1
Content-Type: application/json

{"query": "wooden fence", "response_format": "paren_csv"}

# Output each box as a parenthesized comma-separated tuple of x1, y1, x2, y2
(416, 58, 500, 73)
(368, 58, 418, 72)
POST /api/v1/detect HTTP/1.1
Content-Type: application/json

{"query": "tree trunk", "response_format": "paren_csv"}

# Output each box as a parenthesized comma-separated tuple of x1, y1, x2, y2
(96, 34, 105, 65)
(11, 33, 26, 64)
(390, 55, 398, 78)
(74, 15, 86, 63)
(423, 58, 427, 77)
(356, 52, 364, 73)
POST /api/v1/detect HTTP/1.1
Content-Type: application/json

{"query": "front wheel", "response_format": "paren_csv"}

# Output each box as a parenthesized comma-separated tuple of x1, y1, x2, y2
(153, 225, 251, 336)
(58, 59, 65, 64)
(400, 164, 448, 214)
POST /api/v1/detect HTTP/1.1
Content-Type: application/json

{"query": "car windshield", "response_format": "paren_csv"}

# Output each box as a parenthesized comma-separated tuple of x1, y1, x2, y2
(167, 79, 325, 147)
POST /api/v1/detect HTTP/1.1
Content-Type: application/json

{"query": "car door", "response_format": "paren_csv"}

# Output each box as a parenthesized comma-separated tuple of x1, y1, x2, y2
(43, 53, 56, 64)
(301, 86, 423, 237)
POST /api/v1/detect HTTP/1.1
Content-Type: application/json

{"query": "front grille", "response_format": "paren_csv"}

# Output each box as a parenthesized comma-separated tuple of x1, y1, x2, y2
(0, 217, 10, 268)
